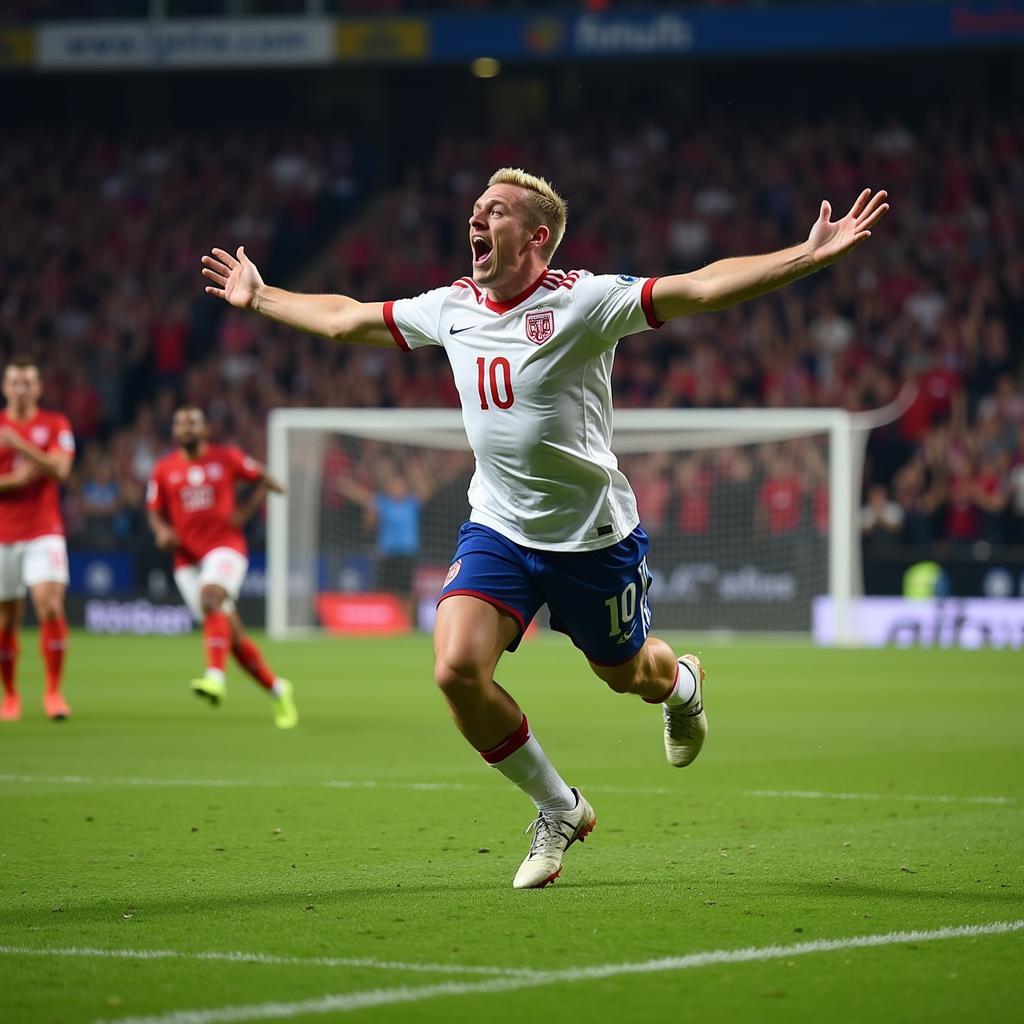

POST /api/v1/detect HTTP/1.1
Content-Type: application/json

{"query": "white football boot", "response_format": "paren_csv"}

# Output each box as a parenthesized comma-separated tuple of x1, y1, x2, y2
(512, 788, 596, 890)
(663, 654, 707, 767)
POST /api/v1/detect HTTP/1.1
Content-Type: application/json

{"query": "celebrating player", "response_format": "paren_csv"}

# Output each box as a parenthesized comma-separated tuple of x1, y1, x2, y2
(0, 357, 74, 722)
(202, 169, 887, 886)
(146, 407, 298, 729)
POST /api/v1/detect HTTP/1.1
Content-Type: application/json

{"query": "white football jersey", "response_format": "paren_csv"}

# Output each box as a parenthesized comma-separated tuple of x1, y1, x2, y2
(384, 269, 662, 551)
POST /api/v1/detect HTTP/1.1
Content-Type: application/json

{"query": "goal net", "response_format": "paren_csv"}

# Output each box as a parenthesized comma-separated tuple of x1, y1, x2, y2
(267, 408, 866, 643)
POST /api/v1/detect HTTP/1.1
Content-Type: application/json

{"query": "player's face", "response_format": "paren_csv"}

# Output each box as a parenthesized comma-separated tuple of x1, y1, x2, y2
(2, 366, 41, 414)
(468, 185, 544, 290)
(172, 410, 208, 450)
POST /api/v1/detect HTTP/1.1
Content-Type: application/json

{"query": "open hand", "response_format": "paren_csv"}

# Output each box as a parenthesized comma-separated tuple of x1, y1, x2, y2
(806, 189, 889, 268)
(201, 246, 265, 309)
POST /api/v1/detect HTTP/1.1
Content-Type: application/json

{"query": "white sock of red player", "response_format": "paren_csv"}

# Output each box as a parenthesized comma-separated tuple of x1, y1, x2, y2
(481, 715, 576, 815)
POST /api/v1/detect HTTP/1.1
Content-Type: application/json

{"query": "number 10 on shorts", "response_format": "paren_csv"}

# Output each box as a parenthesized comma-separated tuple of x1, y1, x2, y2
(604, 561, 651, 639)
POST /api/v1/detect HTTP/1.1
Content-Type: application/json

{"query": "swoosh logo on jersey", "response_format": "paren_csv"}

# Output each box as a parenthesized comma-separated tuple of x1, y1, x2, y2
(449, 324, 474, 335)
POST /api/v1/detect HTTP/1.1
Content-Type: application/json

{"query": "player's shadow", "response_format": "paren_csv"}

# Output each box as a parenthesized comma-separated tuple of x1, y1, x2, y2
(3, 873, 659, 929)
(3, 879, 611, 928)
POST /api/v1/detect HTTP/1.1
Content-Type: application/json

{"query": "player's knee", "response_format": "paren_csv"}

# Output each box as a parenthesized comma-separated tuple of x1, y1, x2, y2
(433, 652, 487, 700)
(200, 593, 223, 616)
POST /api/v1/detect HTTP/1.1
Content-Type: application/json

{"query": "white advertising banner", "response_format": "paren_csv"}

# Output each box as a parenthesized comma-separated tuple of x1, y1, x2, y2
(813, 596, 1024, 649)
(38, 18, 333, 69)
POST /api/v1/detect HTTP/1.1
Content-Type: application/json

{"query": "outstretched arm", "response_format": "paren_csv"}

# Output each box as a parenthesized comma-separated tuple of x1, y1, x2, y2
(651, 189, 889, 321)
(201, 246, 394, 347)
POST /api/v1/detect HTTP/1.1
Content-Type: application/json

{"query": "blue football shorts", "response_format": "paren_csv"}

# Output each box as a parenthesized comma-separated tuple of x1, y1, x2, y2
(438, 521, 654, 666)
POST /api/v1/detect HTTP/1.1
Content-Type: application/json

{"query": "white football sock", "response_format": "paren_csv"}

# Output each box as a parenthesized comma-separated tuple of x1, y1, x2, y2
(204, 668, 226, 684)
(664, 660, 697, 707)
(490, 730, 577, 816)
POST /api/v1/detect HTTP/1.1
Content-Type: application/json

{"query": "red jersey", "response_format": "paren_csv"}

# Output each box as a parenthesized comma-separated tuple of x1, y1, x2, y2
(759, 475, 803, 535)
(147, 445, 263, 568)
(0, 409, 75, 543)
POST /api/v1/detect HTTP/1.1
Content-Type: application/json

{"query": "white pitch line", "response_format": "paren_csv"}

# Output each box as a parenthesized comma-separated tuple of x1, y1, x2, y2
(746, 789, 1017, 806)
(0, 774, 666, 797)
(0, 774, 1013, 804)
(323, 780, 478, 791)
(95, 920, 1024, 1024)
(0, 945, 539, 979)
(0, 774, 283, 789)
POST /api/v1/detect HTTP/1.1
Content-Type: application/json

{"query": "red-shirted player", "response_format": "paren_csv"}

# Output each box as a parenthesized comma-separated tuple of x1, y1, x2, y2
(0, 357, 75, 722)
(146, 407, 297, 728)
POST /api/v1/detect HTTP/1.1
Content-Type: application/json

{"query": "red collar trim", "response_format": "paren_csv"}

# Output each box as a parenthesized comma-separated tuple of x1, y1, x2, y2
(484, 268, 550, 314)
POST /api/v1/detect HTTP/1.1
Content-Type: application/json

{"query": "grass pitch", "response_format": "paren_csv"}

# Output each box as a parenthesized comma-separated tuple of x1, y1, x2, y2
(1, 631, 1022, 1024)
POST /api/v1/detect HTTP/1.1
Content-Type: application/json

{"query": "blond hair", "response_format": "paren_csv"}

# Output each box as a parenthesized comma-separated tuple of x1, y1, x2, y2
(487, 168, 567, 262)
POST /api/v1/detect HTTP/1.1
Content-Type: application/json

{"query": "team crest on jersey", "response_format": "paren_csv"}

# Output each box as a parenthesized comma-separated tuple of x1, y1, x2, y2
(30, 426, 49, 446)
(444, 559, 462, 587)
(525, 310, 555, 345)
(186, 465, 206, 486)
(207, 462, 223, 481)
(615, 274, 639, 285)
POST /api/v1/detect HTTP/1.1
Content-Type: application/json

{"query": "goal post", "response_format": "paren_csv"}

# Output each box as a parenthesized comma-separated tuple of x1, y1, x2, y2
(267, 407, 870, 644)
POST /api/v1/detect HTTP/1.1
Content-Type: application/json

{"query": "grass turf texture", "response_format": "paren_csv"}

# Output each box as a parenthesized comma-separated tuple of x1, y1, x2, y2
(1, 631, 1022, 1024)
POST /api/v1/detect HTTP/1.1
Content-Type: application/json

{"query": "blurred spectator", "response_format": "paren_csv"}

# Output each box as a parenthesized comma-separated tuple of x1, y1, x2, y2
(860, 483, 904, 550)
(674, 455, 713, 539)
(757, 450, 804, 538)
(79, 452, 123, 549)
(629, 453, 671, 535)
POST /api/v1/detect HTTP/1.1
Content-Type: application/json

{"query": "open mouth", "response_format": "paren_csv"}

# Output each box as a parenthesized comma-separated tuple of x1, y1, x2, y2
(471, 235, 493, 267)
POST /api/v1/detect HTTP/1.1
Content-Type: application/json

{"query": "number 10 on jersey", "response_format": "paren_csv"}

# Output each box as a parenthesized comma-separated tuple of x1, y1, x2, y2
(476, 357, 514, 410)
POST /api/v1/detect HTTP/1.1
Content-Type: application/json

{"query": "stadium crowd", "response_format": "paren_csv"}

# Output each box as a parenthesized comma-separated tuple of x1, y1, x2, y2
(2, 104, 1023, 558)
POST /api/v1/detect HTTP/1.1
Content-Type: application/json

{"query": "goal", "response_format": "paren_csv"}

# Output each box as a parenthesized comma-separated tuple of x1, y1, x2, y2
(266, 408, 869, 643)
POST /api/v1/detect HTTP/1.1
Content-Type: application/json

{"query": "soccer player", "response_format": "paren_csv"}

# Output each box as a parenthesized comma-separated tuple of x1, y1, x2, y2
(146, 407, 298, 729)
(0, 357, 75, 722)
(202, 170, 888, 886)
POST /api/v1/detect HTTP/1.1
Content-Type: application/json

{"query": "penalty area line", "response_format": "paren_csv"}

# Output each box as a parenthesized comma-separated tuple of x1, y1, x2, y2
(94, 919, 1024, 1024)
